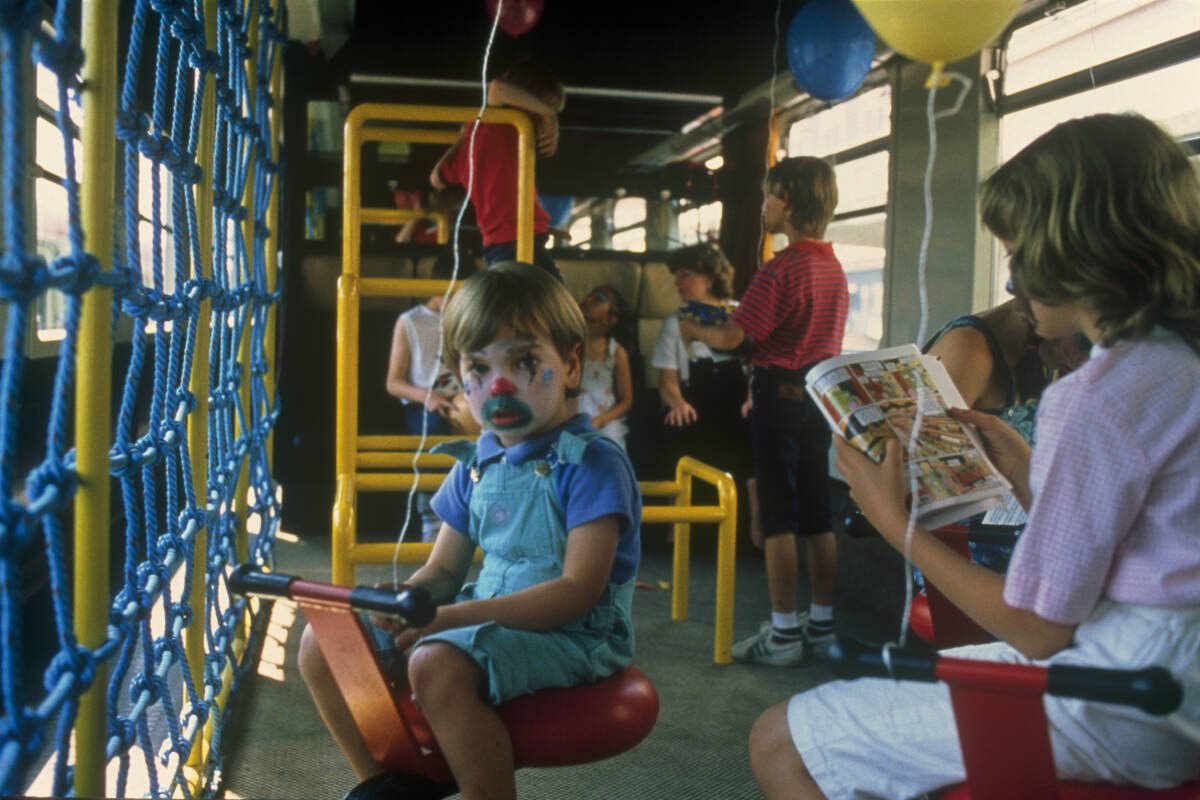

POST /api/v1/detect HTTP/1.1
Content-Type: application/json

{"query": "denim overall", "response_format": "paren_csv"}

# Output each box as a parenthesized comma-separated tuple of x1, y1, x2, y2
(420, 430, 635, 704)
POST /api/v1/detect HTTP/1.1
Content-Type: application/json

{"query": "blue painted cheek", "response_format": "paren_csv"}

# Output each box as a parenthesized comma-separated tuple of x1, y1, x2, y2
(541, 368, 555, 385)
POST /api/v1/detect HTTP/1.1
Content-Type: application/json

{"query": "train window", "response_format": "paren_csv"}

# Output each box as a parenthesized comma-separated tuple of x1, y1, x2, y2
(611, 197, 646, 252)
(611, 227, 646, 252)
(786, 86, 891, 158)
(307, 100, 344, 153)
(992, 0, 1200, 303)
(676, 200, 723, 246)
(568, 214, 591, 248)
(33, 63, 82, 344)
(832, 150, 889, 214)
(1004, 0, 1200, 95)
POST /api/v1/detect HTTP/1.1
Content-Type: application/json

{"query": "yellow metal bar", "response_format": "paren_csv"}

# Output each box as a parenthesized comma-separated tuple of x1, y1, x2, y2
(74, 0, 118, 793)
(358, 277, 462, 299)
(514, 116, 534, 263)
(637, 480, 681, 497)
(356, 452, 457, 469)
(712, 464, 738, 665)
(360, 207, 429, 226)
(358, 434, 463, 450)
(360, 126, 459, 145)
(332, 475, 356, 586)
(356, 473, 450, 492)
(184, 0, 218, 776)
(671, 461, 693, 625)
(350, 541, 482, 567)
(264, 8, 283, 475)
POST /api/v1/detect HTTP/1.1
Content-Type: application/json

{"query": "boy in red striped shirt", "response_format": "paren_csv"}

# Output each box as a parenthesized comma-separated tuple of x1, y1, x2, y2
(680, 157, 848, 666)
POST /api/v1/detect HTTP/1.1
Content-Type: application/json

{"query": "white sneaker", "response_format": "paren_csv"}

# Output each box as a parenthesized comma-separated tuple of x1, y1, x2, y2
(804, 626, 837, 659)
(732, 626, 806, 666)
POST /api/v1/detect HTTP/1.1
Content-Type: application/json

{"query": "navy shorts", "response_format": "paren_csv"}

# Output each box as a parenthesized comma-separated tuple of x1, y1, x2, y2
(750, 365, 833, 537)
(481, 234, 563, 283)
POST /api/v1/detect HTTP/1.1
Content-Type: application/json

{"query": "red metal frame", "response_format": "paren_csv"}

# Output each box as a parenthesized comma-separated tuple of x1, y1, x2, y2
(932, 655, 1200, 800)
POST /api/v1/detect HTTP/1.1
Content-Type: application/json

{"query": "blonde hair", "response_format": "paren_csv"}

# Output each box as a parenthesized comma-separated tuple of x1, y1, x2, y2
(766, 156, 839, 239)
(442, 262, 587, 394)
(980, 113, 1200, 352)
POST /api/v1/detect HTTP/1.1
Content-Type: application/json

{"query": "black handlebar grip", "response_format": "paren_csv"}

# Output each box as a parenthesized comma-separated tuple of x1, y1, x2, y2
(829, 638, 938, 682)
(348, 585, 437, 628)
(229, 563, 296, 599)
(1047, 664, 1183, 716)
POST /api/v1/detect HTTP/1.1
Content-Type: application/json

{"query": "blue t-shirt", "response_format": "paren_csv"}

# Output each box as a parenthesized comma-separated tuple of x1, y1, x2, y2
(430, 414, 642, 583)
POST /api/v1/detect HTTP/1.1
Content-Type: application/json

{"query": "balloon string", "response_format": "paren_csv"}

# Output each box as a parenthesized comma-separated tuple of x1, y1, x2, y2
(898, 69, 974, 647)
(393, 0, 504, 582)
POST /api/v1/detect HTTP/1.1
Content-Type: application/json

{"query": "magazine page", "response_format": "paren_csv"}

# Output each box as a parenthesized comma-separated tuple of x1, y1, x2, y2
(806, 345, 1011, 528)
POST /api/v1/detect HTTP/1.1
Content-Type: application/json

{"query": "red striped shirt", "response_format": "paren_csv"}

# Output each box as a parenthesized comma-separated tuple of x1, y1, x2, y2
(730, 239, 848, 370)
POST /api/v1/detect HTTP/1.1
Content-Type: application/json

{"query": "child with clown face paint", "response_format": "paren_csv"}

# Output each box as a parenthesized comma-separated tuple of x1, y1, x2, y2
(330, 261, 641, 799)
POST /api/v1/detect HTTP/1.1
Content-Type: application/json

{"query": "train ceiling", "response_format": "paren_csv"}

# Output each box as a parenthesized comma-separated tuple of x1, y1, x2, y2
(287, 0, 826, 199)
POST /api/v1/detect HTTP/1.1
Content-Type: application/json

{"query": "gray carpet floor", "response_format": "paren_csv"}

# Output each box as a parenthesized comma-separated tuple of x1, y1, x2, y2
(219, 523, 910, 799)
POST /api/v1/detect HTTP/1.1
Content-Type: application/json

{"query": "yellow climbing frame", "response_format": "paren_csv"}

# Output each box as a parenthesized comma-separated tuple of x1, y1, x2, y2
(335, 105, 738, 664)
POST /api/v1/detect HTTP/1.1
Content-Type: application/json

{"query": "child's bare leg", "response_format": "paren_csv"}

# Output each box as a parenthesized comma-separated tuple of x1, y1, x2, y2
(764, 533, 799, 613)
(747, 477, 763, 549)
(296, 624, 385, 780)
(408, 642, 515, 800)
(804, 531, 837, 607)
(749, 701, 828, 800)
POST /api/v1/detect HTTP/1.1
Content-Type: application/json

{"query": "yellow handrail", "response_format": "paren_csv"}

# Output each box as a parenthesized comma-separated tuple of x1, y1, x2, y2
(73, 0, 118, 793)
(338, 454, 739, 664)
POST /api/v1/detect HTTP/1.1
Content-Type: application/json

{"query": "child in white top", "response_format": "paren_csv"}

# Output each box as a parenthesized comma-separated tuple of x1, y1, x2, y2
(749, 113, 1200, 798)
(577, 285, 633, 449)
(385, 255, 464, 540)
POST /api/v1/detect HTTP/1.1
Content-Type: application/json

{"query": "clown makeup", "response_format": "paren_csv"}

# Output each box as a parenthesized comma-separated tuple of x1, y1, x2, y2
(459, 326, 580, 446)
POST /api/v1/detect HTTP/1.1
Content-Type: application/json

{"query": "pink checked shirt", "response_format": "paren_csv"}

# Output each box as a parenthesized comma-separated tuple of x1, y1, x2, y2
(1003, 329, 1200, 624)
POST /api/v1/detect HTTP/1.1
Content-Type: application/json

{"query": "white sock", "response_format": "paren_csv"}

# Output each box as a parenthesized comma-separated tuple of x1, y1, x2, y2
(771, 611, 800, 630)
(808, 603, 834, 623)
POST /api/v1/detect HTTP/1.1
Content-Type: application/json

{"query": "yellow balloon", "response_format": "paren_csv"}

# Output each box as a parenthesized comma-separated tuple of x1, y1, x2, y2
(851, 0, 1023, 67)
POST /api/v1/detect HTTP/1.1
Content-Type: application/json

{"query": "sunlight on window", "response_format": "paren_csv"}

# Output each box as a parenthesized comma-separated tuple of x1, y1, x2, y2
(677, 200, 722, 246)
(786, 86, 891, 158)
(1005, 0, 1200, 94)
(613, 197, 646, 229)
(611, 227, 645, 252)
(35, 116, 81, 180)
(35, 179, 70, 336)
(568, 214, 591, 247)
(826, 213, 885, 352)
(833, 152, 888, 214)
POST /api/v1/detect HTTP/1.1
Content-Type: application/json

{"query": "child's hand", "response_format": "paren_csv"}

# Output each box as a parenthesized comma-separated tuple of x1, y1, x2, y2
(740, 396, 753, 418)
(833, 437, 911, 545)
(664, 401, 698, 426)
(947, 407, 1033, 508)
(369, 581, 412, 636)
(677, 319, 699, 343)
(392, 603, 464, 652)
(425, 391, 456, 417)
(537, 111, 559, 156)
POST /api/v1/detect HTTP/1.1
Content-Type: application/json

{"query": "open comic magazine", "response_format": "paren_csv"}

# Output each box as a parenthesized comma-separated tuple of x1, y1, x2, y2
(806, 344, 1012, 530)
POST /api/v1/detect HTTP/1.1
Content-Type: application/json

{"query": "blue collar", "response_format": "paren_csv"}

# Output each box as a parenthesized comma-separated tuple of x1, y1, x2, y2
(473, 413, 594, 466)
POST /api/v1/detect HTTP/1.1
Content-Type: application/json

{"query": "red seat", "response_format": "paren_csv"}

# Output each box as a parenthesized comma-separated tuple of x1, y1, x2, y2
(908, 524, 991, 648)
(833, 639, 1200, 800)
(229, 567, 659, 792)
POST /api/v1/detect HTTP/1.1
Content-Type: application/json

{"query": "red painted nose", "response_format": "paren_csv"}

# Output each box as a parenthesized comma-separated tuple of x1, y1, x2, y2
(490, 376, 517, 396)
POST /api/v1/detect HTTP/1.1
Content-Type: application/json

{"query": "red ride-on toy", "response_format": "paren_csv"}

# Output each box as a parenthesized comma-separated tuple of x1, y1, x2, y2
(230, 565, 660, 799)
(831, 638, 1199, 800)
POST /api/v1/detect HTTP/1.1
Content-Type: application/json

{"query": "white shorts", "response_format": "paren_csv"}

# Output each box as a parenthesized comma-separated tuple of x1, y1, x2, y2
(787, 601, 1200, 799)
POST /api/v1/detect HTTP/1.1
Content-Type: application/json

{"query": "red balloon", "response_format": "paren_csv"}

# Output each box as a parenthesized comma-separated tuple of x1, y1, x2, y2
(485, 0, 544, 37)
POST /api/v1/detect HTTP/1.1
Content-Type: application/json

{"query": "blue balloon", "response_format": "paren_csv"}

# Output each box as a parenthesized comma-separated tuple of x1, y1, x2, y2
(539, 195, 574, 229)
(786, 0, 876, 102)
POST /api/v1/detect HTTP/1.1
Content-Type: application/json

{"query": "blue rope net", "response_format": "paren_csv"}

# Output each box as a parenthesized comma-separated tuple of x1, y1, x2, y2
(0, 0, 284, 795)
